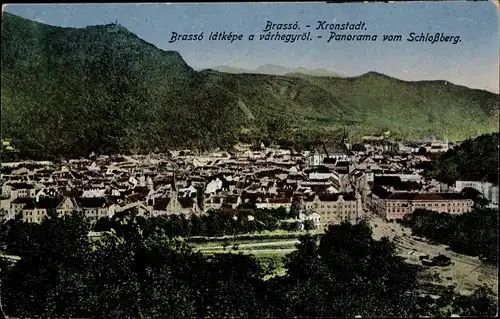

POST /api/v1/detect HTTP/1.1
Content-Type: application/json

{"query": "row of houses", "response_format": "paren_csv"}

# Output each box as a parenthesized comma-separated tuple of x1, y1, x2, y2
(8, 186, 363, 229)
(2, 139, 496, 228)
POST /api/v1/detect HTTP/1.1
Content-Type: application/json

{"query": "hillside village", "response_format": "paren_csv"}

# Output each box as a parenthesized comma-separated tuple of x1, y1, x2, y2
(2, 138, 497, 229)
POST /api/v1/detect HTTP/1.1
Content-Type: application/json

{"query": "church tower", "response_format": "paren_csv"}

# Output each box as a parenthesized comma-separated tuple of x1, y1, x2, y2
(170, 170, 178, 196)
(167, 170, 181, 213)
(342, 127, 350, 151)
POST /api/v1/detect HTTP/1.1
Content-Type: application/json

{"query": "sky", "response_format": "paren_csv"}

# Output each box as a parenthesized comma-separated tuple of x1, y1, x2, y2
(3, 2, 499, 93)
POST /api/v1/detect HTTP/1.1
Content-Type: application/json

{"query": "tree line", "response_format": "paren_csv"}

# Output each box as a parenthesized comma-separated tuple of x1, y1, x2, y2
(403, 207, 498, 264)
(0, 211, 497, 318)
(93, 207, 302, 239)
(424, 132, 499, 186)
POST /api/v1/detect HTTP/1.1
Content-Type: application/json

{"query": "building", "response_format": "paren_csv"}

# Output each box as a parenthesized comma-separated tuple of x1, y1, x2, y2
(77, 197, 109, 223)
(203, 195, 227, 211)
(255, 197, 292, 212)
(307, 142, 352, 167)
(368, 188, 474, 222)
(301, 192, 362, 228)
(149, 196, 201, 217)
(14, 196, 79, 223)
(298, 210, 321, 229)
(1, 182, 36, 199)
(455, 173, 499, 207)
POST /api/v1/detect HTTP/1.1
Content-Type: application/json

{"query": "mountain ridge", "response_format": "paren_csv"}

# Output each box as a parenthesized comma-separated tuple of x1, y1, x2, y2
(210, 64, 344, 77)
(1, 12, 499, 160)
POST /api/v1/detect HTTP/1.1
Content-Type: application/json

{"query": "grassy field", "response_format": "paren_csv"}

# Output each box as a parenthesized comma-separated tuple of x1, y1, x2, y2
(188, 238, 301, 248)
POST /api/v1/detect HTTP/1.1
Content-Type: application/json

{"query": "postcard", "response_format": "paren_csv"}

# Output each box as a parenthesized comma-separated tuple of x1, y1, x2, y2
(0, 2, 498, 318)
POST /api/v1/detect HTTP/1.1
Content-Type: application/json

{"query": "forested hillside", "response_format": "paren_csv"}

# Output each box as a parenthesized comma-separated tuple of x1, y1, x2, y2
(424, 132, 499, 185)
(2, 12, 498, 160)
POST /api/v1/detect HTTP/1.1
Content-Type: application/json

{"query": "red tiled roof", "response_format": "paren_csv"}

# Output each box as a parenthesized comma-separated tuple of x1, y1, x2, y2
(77, 197, 108, 208)
(7, 182, 35, 190)
(153, 197, 170, 210)
(268, 197, 291, 204)
(23, 197, 64, 210)
(387, 192, 470, 201)
(304, 192, 356, 202)
(178, 197, 195, 209)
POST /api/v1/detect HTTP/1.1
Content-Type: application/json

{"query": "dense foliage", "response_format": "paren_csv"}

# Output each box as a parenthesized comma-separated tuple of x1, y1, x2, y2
(93, 208, 299, 238)
(2, 13, 499, 160)
(0, 212, 497, 318)
(415, 285, 498, 317)
(275, 223, 420, 317)
(424, 132, 499, 185)
(403, 208, 499, 264)
(0, 213, 271, 318)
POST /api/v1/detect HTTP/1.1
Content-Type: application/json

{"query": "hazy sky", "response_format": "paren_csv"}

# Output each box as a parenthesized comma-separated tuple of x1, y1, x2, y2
(3, 2, 499, 93)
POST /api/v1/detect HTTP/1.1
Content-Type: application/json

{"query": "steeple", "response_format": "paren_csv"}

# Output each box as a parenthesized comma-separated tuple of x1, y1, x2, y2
(341, 127, 351, 152)
(171, 170, 178, 194)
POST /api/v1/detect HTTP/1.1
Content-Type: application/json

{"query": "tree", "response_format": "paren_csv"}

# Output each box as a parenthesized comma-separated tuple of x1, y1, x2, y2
(189, 214, 202, 236)
(201, 253, 270, 318)
(404, 207, 499, 264)
(2, 210, 496, 318)
(351, 143, 366, 152)
(0, 266, 8, 319)
(272, 207, 288, 220)
(460, 187, 489, 209)
(2, 212, 93, 317)
(425, 133, 499, 186)
(279, 221, 301, 232)
(284, 234, 321, 282)
(303, 219, 316, 231)
(94, 216, 112, 232)
(275, 221, 420, 318)
(417, 147, 427, 155)
(452, 285, 498, 317)
(289, 198, 301, 219)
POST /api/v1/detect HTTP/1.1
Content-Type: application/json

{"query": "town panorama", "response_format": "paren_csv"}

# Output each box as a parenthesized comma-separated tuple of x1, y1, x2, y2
(1, 3, 499, 318)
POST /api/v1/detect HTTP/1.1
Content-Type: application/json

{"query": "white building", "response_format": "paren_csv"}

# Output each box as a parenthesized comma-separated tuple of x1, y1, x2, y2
(1, 182, 36, 199)
(309, 172, 339, 181)
(455, 174, 499, 207)
(205, 178, 223, 194)
(299, 211, 321, 230)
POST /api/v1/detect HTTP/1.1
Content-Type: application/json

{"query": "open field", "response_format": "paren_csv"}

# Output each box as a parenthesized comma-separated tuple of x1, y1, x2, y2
(367, 213, 498, 298)
(188, 238, 301, 248)
(193, 240, 299, 251)
(193, 212, 498, 297)
(198, 248, 295, 255)
(186, 229, 321, 242)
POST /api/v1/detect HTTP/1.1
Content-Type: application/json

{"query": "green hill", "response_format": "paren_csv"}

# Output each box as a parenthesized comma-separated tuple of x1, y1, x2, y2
(2, 13, 499, 160)
(424, 132, 499, 186)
